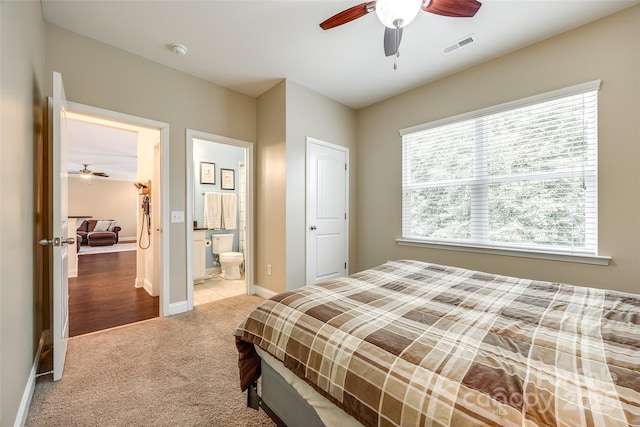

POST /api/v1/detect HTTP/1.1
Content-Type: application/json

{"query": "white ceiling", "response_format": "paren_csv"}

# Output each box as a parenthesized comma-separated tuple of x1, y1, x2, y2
(42, 0, 639, 109)
(67, 118, 139, 182)
(43, 0, 639, 179)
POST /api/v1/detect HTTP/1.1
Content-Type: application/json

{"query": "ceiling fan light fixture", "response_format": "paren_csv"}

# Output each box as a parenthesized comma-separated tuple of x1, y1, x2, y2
(375, 0, 422, 28)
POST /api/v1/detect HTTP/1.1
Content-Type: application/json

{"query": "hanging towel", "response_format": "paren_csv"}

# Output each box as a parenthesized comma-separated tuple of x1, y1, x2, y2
(204, 192, 221, 230)
(221, 193, 237, 230)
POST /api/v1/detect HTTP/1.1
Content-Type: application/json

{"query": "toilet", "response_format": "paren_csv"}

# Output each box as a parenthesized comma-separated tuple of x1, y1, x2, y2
(212, 234, 243, 280)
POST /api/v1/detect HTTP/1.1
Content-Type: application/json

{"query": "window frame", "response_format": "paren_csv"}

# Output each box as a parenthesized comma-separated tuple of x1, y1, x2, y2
(397, 80, 610, 266)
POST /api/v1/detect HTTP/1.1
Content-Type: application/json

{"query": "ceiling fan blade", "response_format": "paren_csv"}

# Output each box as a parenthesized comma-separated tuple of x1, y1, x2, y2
(92, 172, 109, 177)
(384, 27, 403, 57)
(320, 1, 376, 30)
(422, 0, 482, 18)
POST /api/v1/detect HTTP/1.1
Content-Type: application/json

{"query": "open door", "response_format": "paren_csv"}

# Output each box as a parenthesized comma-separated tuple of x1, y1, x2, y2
(40, 71, 71, 381)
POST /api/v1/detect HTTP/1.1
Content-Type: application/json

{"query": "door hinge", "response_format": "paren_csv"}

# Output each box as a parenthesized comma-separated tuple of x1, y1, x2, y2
(344, 262, 347, 269)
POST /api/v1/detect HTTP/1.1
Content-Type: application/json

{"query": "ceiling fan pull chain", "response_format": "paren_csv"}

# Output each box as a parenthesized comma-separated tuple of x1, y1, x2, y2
(394, 29, 399, 70)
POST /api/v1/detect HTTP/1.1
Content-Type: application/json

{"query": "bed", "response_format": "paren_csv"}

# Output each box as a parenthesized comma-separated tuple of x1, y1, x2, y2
(234, 259, 640, 426)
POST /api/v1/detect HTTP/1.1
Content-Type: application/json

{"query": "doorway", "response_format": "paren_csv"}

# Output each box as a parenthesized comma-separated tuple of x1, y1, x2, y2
(65, 102, 170, 328)
(185, 129, 254, 310)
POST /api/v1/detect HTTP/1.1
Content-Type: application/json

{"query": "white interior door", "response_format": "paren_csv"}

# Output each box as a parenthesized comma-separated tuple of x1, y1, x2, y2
(50, 71, 70, 381)
(306, 138, 348, 286)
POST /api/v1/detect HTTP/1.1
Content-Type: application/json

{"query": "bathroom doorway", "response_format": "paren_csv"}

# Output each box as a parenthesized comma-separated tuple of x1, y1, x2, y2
(185, 130, 254, 310)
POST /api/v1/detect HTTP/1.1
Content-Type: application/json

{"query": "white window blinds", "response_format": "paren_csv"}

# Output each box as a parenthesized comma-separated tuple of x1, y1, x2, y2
(401, 81, 600, 256)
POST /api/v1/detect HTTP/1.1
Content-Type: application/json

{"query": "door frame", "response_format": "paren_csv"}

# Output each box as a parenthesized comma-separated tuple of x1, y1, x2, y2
(305, 137, 350, 286)
(66, 101, 170, 317)
(185, 129, 254, 310)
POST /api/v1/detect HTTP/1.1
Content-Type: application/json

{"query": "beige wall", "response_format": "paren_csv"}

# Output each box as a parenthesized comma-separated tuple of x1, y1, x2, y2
(285, 80, 357, 290)
(256, 81, 287, 292)
(0, 1, 46, 424)
(356, 6, 640, 294)
(68, 177, 137, 240)
(255, 80, 357, 294)
(45, 25, 257, 304)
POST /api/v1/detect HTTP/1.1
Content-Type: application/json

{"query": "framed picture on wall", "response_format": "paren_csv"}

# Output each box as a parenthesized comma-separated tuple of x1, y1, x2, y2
(221, 168, 235, 190)
(200, 162, 215, 184)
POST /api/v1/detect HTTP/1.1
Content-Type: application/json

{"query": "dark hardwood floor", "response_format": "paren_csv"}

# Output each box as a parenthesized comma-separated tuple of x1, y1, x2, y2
(69, 250, 159, 337)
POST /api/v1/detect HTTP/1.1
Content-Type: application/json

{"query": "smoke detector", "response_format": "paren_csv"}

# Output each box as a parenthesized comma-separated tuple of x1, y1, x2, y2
(171, 43, 188, 56)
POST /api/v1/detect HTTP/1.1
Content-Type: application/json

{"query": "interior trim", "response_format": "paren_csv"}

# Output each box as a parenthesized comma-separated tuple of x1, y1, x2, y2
(66, 101, 171, 317)
(185, 129, 255, 311)
(396, 238, 611, 266)
(168, 300, 189, 316)
(251, 285, 277, 300)
(14, 332, 46, 427)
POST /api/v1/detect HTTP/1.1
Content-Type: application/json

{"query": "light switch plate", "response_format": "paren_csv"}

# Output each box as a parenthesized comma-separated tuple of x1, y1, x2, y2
(171, 211, 184, 223)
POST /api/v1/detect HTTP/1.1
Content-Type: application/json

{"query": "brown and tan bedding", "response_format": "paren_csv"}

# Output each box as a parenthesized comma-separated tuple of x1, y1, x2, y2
(235, 259, 640, 426)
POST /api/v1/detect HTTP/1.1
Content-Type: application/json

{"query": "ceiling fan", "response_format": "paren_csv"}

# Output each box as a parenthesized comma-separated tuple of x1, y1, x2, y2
(320, 0, 482, 63)
(69, 164, 109, 178)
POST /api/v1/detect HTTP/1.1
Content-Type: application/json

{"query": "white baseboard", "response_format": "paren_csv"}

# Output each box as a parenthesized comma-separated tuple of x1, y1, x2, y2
(168, 300, 189, 316)
(15, 332, 46, 427)
(144, 279, 157, 297)
(251, 284, 277, 299)
(119, 236, 136, 243)
(134, 278, 157, 297)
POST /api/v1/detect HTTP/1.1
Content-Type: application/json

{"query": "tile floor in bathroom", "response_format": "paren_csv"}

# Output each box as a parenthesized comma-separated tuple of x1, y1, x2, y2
(194, 274, 246, 306)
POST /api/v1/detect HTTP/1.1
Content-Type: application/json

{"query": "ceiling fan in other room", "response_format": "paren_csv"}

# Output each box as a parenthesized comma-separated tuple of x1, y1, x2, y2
(69, 164, 109, 179)
(320, 0, 482, 66)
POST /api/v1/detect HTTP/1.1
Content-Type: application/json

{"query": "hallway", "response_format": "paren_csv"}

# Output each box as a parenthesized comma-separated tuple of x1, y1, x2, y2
(69, 251, 159, 336)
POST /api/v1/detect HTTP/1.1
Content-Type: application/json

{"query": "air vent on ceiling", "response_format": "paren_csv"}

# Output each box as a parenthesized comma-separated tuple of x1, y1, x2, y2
(443, 34, 476, 54)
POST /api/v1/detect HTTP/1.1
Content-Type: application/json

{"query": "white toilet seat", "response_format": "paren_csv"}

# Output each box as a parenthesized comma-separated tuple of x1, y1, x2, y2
(219, 251, 243, 261)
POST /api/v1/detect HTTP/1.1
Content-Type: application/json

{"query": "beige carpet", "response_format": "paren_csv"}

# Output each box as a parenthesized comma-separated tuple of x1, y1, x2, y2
(26, 295, 274, 427)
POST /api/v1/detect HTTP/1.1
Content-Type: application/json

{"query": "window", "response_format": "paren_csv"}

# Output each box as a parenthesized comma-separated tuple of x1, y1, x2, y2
(400, 81, 602, 260)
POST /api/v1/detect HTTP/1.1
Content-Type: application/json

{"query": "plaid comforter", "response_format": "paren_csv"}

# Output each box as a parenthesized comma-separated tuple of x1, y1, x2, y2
(235, 260, 640, 426)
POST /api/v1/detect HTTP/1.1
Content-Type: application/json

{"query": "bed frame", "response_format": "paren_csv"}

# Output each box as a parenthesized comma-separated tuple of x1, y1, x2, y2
(247, 358, 325, 427)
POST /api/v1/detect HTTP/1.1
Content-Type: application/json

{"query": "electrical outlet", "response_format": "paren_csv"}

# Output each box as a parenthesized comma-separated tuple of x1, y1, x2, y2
(267, 264, 272, 276)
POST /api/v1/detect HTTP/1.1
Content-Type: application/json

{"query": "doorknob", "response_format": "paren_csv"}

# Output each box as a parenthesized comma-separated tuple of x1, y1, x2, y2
(38, 237, 76, 246)
(310, 225, 317, 231)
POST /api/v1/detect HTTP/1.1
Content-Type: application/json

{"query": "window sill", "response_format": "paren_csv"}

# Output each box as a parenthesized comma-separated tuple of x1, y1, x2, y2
(395, 238, 611, 266)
